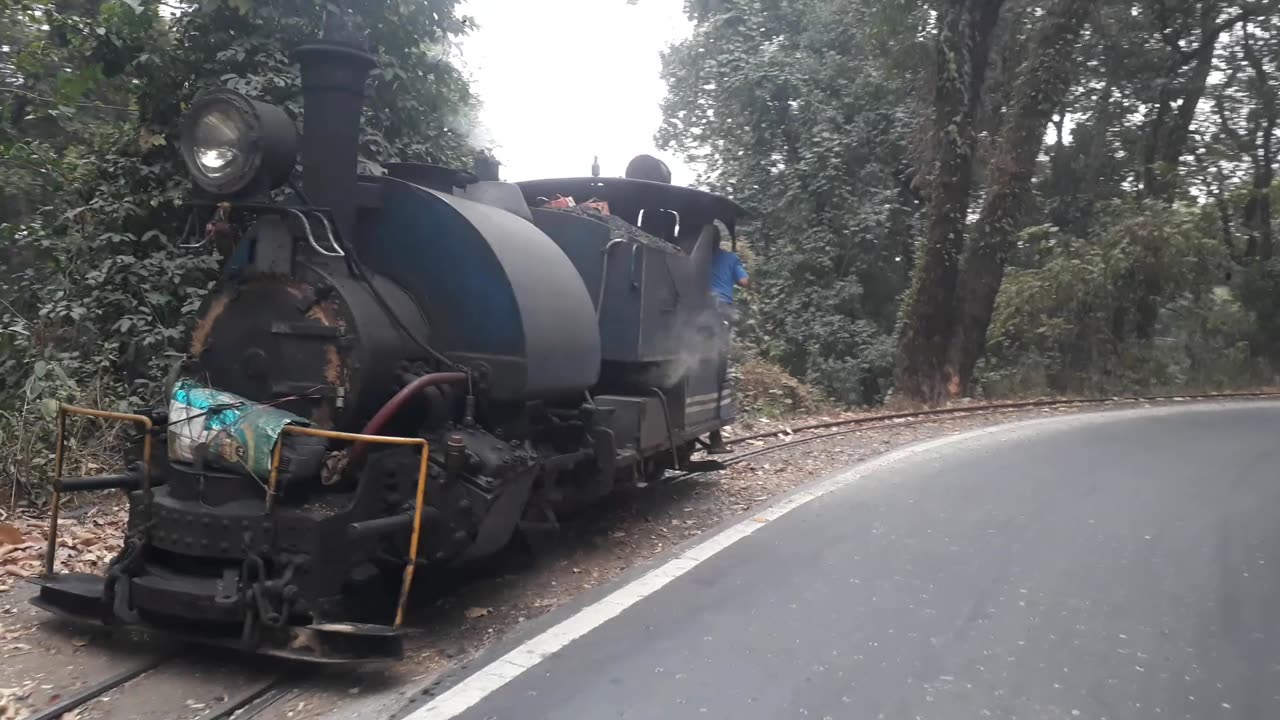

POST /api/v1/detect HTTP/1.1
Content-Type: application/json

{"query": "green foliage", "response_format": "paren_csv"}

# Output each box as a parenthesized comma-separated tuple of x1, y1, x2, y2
(660, 0, 1280, 406)
(980, 201, 1262, 395)
(0, 0, 479, 501)
(1235, 255, 1280, 360)
(658, 0, 929, 405)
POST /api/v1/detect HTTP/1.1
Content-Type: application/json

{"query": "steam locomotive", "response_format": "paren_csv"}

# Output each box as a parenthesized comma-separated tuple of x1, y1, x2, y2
(30, 32, 745, 662)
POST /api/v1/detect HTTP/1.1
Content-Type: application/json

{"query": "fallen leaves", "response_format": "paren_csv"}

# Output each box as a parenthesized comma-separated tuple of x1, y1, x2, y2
(0, 687, 22, 720)
(0, 501, 127, 591)
(0, 524, 22, 546)
(0, 625, 32, 642)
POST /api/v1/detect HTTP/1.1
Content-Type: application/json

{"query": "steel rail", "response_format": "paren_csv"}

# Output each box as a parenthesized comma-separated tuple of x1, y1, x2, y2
(723, 390, 1280, 446)
(677, 390, 1280, 480)
(22, 651, 305, 720)
(22, 648, 179, 720)
(194, 670, 307, 720)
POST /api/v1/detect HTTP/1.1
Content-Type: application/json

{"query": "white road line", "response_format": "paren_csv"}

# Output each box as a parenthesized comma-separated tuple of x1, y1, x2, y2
(401, 400, 1275, 720)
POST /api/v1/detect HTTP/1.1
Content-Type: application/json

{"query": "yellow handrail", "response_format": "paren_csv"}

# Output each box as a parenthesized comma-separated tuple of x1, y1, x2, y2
(267, 425, 429, 628)
(46, 404, 153, 575)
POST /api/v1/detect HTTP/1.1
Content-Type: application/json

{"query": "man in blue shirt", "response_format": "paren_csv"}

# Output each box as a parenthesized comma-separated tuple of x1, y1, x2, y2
(706, 235, 748, 454)
(710, 237, 749, 310)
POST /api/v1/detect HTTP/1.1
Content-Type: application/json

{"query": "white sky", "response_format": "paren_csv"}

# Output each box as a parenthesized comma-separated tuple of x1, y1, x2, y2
(454, 0, 697, 185)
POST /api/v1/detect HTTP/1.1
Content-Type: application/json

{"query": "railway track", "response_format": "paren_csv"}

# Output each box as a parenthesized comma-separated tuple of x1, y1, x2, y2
(685, 390, 1280, 477)
(20, 646, 305, 720)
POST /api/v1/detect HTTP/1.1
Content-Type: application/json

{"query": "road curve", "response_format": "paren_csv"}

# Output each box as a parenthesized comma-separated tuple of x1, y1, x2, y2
(410, 401, 1280, 720)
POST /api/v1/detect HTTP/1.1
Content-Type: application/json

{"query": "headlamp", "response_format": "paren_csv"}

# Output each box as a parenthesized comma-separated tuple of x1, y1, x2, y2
(180, 89, 298, 198)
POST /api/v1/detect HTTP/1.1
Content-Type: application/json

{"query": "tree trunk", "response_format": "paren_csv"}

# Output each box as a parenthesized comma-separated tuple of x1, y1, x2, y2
(944, 0, 1097, 397)
(1242, 27, 1276, 260)
(1145, 44, 1215, 200)
(894, 0, 1004, 406)
(892, 164, 922, 289)
(1044, 74, 1113, 235)
(1212, 167, 1238, 261)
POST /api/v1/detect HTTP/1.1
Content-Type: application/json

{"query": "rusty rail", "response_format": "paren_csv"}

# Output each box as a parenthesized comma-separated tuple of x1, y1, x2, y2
(724, 390, 1280, 446)
(689, 390, 1280, 477)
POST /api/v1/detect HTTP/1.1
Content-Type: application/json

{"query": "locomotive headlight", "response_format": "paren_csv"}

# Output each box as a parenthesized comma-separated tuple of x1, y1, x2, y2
(180, 88, 298, 198)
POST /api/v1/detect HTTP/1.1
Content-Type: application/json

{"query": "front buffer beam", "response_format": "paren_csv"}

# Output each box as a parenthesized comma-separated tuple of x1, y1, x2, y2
(30, 572, 404, 664)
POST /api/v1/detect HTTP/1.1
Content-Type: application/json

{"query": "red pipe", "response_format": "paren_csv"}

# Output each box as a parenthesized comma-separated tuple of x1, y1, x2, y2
(349, 372, 468, 463)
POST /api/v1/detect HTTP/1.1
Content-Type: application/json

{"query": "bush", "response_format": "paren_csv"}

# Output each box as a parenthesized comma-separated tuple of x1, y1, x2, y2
(979, 200, 1268, 396)
(0, 130, 219, 502)
(1234, 258, 1280, 363)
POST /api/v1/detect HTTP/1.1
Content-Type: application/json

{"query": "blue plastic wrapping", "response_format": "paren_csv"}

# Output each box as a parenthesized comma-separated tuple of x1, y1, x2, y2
(167, 378, 309, 479)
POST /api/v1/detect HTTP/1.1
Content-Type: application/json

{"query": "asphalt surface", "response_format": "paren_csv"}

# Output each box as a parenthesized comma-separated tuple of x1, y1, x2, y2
(440, 402, 1280, 720)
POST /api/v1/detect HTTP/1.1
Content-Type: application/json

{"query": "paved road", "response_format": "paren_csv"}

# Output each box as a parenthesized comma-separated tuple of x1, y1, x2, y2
(422, 402, 1280, 720)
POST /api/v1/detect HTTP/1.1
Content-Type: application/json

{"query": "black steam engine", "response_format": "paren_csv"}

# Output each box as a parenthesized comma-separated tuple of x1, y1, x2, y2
(30, 30, 745, 662)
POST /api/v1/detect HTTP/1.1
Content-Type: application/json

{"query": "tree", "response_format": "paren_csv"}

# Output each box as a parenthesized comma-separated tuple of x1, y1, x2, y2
(946, 0, 1098, 396)
(1137, 0, 1266, 202)
(654, 0, 1280, 407)
(1209, 15, 1278, 261)
(657, 0, 931, 404)
(893, 0, 1004, 405)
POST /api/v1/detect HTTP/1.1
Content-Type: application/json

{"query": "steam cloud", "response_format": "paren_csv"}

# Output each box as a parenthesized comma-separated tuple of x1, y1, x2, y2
(646, 304, 729, 389)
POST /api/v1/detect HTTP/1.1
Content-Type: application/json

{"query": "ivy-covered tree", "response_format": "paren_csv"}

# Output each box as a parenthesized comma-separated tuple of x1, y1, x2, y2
(893, 0, 1005, 405)
(945, 0, 1098, 396)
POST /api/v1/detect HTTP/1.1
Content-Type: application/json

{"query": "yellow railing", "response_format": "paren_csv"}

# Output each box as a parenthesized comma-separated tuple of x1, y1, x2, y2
(45, 404, 154, 575)
(268, 425, 429, 628)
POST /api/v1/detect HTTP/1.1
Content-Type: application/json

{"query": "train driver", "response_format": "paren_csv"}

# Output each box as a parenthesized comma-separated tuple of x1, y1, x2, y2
(706, 231, 748, 454)
(711, 231, 750, 312)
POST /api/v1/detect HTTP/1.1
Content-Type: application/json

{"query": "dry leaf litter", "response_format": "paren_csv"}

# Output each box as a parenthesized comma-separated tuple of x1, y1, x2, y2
(0, 496, 127, 594)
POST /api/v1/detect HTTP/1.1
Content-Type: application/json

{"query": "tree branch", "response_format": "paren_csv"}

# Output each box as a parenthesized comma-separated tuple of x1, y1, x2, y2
(0, 87, 135, 113)
(1179, 2, 1276, 66)
(0, 156, 68, 181)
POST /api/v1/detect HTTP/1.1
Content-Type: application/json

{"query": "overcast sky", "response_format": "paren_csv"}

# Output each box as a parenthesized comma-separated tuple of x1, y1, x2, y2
(454, 0, 697, 185)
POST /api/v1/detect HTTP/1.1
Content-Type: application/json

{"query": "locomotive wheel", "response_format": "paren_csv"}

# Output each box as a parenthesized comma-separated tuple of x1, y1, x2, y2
(513, 500, 560, 559)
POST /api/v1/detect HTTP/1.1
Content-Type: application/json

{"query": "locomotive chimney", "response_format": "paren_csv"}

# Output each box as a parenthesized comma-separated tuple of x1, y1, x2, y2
(295, 20, 376, 246)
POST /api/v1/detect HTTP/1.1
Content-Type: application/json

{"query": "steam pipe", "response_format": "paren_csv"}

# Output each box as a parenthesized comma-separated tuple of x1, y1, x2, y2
(295, 39, 377, 248)
(649, 387, 682, 471)
(56, 472, 140, 493)
(350, 372, 468, 463)
(347, 508, 440, 540)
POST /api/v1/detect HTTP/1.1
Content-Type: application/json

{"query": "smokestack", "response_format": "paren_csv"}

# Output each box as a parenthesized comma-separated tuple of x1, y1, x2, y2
(295, 31, 376, 247)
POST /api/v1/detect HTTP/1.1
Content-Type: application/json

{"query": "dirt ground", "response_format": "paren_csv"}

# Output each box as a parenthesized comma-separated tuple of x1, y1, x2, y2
(0, 400, 1202, 719)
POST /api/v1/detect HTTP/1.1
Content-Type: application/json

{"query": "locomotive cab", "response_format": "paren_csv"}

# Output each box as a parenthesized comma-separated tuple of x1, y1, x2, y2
(29, 26, 746, 663)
